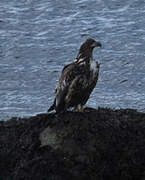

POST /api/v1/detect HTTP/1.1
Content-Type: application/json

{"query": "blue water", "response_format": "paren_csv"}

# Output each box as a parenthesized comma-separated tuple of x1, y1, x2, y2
(0, 0, 145, 120)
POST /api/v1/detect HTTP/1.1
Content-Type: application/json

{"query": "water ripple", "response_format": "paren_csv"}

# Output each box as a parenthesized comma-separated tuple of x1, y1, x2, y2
(0, 0, 145, 120)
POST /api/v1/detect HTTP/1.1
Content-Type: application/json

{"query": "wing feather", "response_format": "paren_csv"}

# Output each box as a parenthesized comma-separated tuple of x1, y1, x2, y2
(54, 60, 99, 112)
(65, 75, 89, 106)
(55, 63, 79, 112)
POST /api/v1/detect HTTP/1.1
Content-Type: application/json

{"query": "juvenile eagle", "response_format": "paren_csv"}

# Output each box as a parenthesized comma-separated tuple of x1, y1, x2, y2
(48, 38, 101, 113)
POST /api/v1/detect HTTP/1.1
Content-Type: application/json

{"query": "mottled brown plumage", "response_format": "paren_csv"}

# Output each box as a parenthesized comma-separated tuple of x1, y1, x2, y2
(48, 38, 101, 113)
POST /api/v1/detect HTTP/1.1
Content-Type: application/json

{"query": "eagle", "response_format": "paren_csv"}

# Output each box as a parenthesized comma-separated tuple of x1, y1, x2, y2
(48, 38, 101, 113)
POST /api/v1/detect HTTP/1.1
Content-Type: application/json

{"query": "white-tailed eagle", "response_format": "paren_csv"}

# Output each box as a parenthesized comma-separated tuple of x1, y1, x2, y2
(48, 38, 101, 113)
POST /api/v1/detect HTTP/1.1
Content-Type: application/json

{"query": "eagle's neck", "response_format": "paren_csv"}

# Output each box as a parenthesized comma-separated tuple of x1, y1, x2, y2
(76, 49, 93, 64)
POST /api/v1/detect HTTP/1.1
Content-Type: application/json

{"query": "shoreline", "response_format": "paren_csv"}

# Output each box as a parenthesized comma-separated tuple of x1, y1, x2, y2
(1, 107, 145, 180)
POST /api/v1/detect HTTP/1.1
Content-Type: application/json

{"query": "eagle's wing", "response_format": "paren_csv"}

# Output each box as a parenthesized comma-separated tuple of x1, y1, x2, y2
(65, 74, 89, 106)
(52, 61, 99, 112)
(65, 61, 100, 108)
(55, 62, 80, 112)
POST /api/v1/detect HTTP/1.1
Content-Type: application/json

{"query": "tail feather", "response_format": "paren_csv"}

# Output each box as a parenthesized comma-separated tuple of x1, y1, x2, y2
(47, 104, 55, 112)
(47, 100, 55, 112)
(48, 97, 66, 113)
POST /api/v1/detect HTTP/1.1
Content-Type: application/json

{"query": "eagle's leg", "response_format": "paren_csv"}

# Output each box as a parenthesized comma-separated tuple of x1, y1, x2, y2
(74, 105, 84, 112)
(73, 106, 79, 112)
(78, 104, 84, 112)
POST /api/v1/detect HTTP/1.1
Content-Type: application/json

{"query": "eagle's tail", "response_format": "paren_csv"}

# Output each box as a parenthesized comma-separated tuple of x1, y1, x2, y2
(47, 99, 55, 112)
(48, 97, 66, 113)
(47, 104, 55, 112)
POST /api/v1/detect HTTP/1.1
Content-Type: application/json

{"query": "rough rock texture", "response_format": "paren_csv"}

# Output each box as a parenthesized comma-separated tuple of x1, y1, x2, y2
(1, 108, 145, 180)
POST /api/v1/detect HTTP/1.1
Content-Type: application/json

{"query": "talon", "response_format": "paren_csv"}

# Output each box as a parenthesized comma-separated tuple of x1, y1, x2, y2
(74, 106, 79, 112)
(79, 106, 84, 112)
(73, 105, 84, 112)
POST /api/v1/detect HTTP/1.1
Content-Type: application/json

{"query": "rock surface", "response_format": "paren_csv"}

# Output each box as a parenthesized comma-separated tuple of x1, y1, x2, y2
(1, 108, 145, 180)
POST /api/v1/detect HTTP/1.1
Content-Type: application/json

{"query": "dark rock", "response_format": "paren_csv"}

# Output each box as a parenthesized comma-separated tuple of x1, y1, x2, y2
(1, 107, 145, 180)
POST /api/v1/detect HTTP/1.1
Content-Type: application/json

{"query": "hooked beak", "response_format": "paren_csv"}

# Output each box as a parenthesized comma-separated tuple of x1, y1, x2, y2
(91, 41, 102, 48)
(94, 41, 102, 48)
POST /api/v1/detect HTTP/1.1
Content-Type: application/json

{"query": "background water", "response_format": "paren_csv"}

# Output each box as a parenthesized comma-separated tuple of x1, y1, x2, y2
(0, 0, 145, 120)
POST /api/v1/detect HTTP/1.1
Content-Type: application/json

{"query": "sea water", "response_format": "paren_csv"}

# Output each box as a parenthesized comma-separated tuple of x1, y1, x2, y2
(0, 0, 145, 120)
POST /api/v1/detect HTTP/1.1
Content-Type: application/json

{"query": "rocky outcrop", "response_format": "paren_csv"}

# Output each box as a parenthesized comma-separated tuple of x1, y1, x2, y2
(1, 108, 145, 180)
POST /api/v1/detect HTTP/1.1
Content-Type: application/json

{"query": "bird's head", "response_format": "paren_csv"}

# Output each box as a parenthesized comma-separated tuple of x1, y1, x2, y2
(76, 38, 102, 61)
(84, 38, 102, 49)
